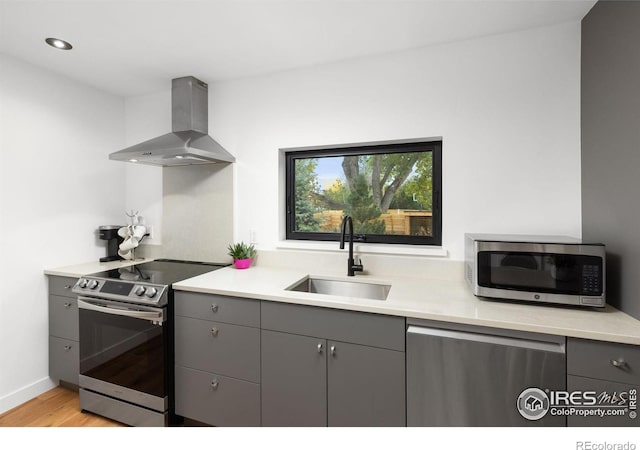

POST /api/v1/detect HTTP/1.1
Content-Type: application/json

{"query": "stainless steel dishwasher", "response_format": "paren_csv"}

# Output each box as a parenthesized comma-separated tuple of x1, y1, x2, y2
(407, 318, 566, 426)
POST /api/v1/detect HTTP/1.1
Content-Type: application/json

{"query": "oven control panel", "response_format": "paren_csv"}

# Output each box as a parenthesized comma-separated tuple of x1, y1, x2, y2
(133, 285, 159, 299)
(72, 278, 168, 305)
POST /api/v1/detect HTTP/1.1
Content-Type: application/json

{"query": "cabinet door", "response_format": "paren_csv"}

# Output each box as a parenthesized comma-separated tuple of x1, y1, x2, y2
(175, 316, 260, 383)
(175, 365, 260, 427)
(568, 338, 640, 386)
(49, 295, 79, 340)
(261, 330, 327, 426)
(48, 276, 78, 298)
(49, 336, 79, 385)
(567, 375, 638, 427)
(327, 340, 406, 427)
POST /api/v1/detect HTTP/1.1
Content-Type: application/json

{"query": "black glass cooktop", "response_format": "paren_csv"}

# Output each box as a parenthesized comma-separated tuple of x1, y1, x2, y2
(88, 259, 229, 286)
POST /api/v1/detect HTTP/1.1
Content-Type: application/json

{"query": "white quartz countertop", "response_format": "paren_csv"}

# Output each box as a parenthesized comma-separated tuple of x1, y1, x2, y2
(173, 265, 640, 346)
(44, 258, 155, 277)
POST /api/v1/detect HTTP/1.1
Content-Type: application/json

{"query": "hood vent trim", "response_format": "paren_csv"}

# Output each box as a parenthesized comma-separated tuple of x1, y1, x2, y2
(109, 76, 235, 166)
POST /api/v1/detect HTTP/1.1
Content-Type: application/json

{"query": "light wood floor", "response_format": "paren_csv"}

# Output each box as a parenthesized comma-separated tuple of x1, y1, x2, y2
(0, 386, 126, 427)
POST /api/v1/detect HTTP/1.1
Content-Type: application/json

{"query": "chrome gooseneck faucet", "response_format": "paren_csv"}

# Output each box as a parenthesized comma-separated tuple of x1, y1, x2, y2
(339, 215, 364, 277)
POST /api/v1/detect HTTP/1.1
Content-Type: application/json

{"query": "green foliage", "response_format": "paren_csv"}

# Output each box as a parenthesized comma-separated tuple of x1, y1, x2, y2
(324, 179, 348, 205)
(293, 150, 433, 236)
(387, 189, 414, 209)
(294, 159, 321, 231)
(227, 241, 256, 260)
(402, 153, 433, 210)
(345, 174, 386, 234)
(388, 152, 433, 210)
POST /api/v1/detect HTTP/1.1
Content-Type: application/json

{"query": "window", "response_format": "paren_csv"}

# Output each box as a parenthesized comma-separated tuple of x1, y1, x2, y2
(285, 140, 442, 246)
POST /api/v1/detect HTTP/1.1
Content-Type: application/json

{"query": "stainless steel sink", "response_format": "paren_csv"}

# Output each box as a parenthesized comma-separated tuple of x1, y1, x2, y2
(286, 276, 391, 300)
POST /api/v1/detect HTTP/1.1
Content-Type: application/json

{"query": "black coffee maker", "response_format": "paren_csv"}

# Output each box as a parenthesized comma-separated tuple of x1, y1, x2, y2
(98, 225, 124, 262)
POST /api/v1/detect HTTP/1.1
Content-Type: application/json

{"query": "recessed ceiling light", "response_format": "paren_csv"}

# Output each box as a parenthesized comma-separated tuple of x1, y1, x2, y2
(45, 37, 73, 50)
(175, 155, 184, 159)
(129, 159, 138, 163)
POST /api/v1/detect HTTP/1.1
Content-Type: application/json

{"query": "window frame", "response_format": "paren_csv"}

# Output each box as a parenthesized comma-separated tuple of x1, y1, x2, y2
(285, 139, 442, 246)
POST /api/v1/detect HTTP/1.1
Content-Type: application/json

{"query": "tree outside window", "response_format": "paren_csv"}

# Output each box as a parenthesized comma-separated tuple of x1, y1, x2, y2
(286, 140, 442, 246)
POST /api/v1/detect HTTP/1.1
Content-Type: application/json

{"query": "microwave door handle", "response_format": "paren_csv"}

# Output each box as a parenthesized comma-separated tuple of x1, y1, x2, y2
(77, 298, 164, 324)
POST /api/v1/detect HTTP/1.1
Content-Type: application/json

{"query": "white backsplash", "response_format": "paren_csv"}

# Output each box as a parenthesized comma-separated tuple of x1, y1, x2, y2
(254, 248, 464, 281)
(161, 164, 234, 264)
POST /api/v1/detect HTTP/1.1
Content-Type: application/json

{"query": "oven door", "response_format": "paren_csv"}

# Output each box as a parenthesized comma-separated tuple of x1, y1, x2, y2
(78, 296, 168, 412)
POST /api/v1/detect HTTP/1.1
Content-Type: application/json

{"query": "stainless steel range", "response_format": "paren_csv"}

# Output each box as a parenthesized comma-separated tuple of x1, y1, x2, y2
(72, 259, 228, 426)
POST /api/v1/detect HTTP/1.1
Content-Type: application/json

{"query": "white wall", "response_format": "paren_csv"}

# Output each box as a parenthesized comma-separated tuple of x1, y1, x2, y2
(123, 91, 167, 247)
(0, 55, 126, 412)
(124, 21, 582, 262)
(209, 21, 582, 260)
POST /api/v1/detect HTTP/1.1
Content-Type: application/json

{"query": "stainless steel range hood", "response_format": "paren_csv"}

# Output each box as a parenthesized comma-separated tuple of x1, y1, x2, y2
(109, 76, 235, 166)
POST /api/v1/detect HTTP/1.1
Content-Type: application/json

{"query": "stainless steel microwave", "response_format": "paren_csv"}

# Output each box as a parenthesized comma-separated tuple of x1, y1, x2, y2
(465, 233, 606, 308)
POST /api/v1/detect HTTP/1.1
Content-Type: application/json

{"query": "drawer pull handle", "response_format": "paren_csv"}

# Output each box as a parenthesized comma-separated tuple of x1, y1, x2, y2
(210, 327, 219, 337)
(317, 343, 323, 354)
(211, 379, 219, 390)
(610, 358, 627, 368)
(64, 302, 72, 308)
(330, 345, 336, 356)
(64, 345, 72, 351)
(211, 304, 218, 313)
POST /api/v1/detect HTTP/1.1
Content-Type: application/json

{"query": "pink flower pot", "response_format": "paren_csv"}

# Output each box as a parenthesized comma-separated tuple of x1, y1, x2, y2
(233, 258, 252, 269)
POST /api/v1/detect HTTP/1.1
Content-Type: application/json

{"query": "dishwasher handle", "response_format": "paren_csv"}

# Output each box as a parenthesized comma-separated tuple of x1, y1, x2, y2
(407, 325, 566, 354)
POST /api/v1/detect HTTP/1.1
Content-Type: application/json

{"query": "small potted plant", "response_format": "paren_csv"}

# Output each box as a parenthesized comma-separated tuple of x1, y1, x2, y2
(227, 241, 256, 269)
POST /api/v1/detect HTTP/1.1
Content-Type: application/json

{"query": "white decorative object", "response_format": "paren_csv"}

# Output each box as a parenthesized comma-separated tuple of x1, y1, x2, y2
(118, 211, 148, 260)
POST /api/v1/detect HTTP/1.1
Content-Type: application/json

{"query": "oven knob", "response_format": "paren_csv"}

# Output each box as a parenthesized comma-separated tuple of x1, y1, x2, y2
(87, 280, 99, 289)
(79, 279, 88, 289)
(145, 287, 158, 298)
(135, 286, 146, 296)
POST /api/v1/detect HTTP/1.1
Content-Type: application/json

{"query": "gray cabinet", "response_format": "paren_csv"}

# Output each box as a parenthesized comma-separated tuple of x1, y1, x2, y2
(327, 340, 406, 427)
(47, 276, 79, 385)
(174, 316, 260, 383)
(261, 302, 406, 427)
(175, 291, 260, 327)
(174, 292, 261, 426)
(261, 330, 327, 426)
(567, 337, 639, 427)
(175, 366, 260, 427)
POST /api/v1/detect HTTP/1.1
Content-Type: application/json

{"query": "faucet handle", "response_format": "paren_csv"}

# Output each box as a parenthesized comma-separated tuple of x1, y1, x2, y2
(353, 258, 364, 273)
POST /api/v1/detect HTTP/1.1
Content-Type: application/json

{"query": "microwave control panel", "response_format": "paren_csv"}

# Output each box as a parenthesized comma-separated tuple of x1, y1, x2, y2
(581, 264, 602, 295)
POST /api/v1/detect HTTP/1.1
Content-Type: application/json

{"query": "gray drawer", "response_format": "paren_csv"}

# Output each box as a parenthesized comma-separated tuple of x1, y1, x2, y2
(568, 338, 640, 385)
(175, 365, 260, 427)
(175, 316, 260, 383)
(49, 336, 79, 385)
(567, 375, 638, 427)
(261, 301, 405, 351)
(175, 291, 260, 328)
(49, 295, 78, 340)
(48, 276, 78, 298)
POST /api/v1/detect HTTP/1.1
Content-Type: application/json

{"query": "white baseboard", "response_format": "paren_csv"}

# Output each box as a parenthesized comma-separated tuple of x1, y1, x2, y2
(0, 377, 57, 415)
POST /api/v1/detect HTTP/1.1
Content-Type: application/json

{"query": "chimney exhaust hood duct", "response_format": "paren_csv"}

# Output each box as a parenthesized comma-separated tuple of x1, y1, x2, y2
(109, 76, 235, 166)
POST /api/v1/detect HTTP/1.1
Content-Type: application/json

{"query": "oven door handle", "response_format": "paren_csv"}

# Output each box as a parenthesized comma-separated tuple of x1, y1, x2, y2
(77, 297, 165, 324)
